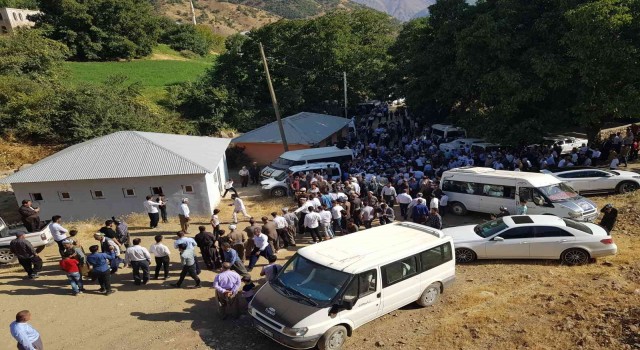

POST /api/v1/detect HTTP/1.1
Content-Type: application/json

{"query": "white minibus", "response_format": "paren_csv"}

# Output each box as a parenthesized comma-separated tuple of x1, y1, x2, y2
(430, 124, 467, 143)
(440, 167, 598, 222)
(261, 146, 354, 179)
(248, 222, 456, 350)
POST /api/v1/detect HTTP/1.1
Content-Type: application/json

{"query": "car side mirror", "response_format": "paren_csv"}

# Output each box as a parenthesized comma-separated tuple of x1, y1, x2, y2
(492, 236, 504, 242)
(341, 298, 356, 310)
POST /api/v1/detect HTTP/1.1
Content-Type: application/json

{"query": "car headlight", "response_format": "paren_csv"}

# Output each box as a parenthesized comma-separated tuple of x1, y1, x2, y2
(568, 211, 582, 218)
(282, 327, 308, 337)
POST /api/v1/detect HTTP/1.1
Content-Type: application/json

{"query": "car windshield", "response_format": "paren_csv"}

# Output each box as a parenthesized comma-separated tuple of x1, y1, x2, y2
(473, 218, 508, 238)
(538, 183, 580, 202)
(273, 254, 351, 307)
(562, 219, 593, 234)
(271, 171, 287, 181)
(447, 131, 466, 138)
(271, 157, 301, 169)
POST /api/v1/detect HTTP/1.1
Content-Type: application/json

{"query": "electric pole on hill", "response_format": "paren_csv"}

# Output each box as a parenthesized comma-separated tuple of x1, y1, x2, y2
(343, 71, 348, 118)
(189, 0, 197, 25)
(259, 42, 288, 152)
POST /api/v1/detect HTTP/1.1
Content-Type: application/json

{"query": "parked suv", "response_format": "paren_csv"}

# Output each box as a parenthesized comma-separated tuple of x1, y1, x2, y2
(0, 217, 54, 264)
(261, 162, 342, 197)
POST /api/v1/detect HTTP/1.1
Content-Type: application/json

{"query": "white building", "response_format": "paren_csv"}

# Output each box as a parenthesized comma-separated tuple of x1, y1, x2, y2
(0, 8, 39, 35)
(1, 131, 231, 221)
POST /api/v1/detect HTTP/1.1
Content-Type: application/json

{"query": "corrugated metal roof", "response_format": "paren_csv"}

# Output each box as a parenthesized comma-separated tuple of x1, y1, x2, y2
(232, 112, 350, 144)
(1, 131, 231, 184)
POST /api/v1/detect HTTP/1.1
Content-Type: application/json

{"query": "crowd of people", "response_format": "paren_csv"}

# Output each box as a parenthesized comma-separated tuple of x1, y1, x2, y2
(7, 103, 633, 350)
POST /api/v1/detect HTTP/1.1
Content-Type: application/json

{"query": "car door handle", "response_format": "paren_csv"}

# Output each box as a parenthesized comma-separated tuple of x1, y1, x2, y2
(556, 239, 568, 243)
(520, 242, 529, 244)
(377, 293, 381, 298)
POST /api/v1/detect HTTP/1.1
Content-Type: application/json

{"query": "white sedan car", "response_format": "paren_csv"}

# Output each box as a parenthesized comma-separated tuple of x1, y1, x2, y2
(443, 215, 617, 265)
(542, 168, 640, 194)
(439, 138, 485, 152)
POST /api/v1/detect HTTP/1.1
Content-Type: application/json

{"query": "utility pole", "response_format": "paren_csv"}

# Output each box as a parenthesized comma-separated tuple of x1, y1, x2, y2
(343, 71, 348, 118)
(259, 42, 289, 151)
(189, 0, 197, 25)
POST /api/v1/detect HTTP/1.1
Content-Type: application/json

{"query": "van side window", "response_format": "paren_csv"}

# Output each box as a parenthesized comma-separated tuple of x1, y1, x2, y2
(342, 270, 377, 302)
(419, 242, 453, 272)
(382, 256, 418, 288)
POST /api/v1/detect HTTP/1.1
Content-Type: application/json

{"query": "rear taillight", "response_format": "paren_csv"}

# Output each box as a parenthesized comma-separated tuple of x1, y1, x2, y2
(40, 233, 47, 240)
(600, 238, 614, 245)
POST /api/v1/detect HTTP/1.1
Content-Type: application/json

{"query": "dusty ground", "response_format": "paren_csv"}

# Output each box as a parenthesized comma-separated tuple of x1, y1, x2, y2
(1, 179, 639, 350)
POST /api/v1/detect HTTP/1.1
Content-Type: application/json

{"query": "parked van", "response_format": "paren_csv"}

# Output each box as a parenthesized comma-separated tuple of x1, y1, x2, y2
(261, 147, 354, 179)
(440, 167, 598, 222)
(261, 162, 342, 197)
(470, 143, 503, 154)
(249, 222, 455, 350)
(430, 124, 467, 143)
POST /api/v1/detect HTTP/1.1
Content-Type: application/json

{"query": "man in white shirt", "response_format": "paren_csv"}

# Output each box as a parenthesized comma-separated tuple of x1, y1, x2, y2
(381, 183, 397, 208)
(318, 205, 334, 239)
(124, 238, 151, 286)
(143, 195, 162, 229)
(331, 202, 344, 235)
(179, 198, 191, 233)
(360, 204, 374, 229)
(49, 215, 68, 257)
(439, 194, 449, 217)
(304, 208, 323, 243)
(271, 211, 294, 248)
(429, 195, 439, 211)
(247, 227, 273, 271)
(396, 188, 413, 220)
(149, 235, 171, 280)
(229, 194, 251, 224)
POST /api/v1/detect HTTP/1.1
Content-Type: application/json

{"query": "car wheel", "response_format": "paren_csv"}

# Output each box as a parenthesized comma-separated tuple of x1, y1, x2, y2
(561, 248, 590, 265)
(416, 282, 441, 307)
(0, 247, 17, 264)
(450, 202, 468, 216)
(317, 325, 348, 350)
(271, 187, 287, 197)
(455, 248, 477, 263)
(617, 181, 639, 194)
(35, 246, 45, 253)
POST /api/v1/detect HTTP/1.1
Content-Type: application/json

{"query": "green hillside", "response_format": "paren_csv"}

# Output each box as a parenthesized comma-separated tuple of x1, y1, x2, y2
(222, 0, 356, 19)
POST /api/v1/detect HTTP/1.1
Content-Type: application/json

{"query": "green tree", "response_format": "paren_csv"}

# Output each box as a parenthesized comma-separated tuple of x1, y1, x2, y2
(160, 22, 215, 56)
(34, 0, 161, 60)
(0, 28, 69, 78)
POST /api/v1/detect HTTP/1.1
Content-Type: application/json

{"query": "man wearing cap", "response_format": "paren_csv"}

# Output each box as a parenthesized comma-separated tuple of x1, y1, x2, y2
(179, 198, 190, 233)
(10, 232, 42, 279)
(124, 238, 151, 286)
(18, 200, 40, 233)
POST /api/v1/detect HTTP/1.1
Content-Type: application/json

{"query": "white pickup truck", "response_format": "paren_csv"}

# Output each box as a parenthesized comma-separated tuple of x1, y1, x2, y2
(542, 136, 588, 154)
(0, 217, 54, 264)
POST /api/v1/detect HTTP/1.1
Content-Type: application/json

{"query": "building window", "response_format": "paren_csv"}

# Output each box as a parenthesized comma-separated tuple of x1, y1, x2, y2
(182, 185, 194, 194)
(150, 187, 163, 195)
(0, 13, 3, 21)
(19, 13, 23, 21)
(13, 13, 18, 21)
(91, 190, 105, 199)
(30, 193, 43, 201)
(58, 192, 72, 201)
(122, 188, 136, 198)
(1, 26, 7, 34)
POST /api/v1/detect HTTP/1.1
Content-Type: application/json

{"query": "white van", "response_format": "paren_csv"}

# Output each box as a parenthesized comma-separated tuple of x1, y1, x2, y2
(249, 222, 455, 350)
(261, 162, 342, 197)
(430, 124, 467, 143)
(261, 147, 354, 179)
(440, 167, 598, 222)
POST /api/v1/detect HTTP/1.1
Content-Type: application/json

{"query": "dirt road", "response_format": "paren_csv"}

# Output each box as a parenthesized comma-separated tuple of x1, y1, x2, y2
(1, 185, 639, 350)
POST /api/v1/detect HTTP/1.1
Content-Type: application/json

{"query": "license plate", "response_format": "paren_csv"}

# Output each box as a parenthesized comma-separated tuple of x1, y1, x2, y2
(256, 324, 273, 338)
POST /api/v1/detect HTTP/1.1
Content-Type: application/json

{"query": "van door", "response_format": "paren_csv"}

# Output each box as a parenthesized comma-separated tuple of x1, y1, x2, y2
(340, 269, 382, 328)
(517, 185, 550, 214)
(380, 256, 421, 313)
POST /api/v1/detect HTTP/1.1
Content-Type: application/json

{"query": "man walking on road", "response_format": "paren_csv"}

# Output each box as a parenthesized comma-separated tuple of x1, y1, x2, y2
(247, 227, 273, 272)
(172, 243, 201, 288)
(179, 198, 190, 233)
(10, 310, 43, 350)
(124, 238, 151, 286)
(396, 188, 412, 221)
(229, 194, 251, 224)
(9, 232, 42, 279)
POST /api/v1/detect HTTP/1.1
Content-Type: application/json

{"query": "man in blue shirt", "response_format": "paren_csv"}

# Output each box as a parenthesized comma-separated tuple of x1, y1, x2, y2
(10, 310, 43, 350)
(221, 242, 249, 278)
(86, 244, 117, 295)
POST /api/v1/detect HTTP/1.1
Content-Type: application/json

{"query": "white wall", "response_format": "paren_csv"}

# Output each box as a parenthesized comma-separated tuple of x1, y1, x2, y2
(0, 8, 38, 34)
(204, 157, 228, 213)
(10, 174, 214, 221)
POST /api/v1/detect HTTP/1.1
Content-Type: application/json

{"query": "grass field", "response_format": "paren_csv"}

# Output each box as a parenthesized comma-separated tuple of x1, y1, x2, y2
(63, 45, 215, 102)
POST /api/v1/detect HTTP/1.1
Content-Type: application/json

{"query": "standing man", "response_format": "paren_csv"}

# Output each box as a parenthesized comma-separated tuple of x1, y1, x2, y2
(213, 262, 242, 319)
(49, 215, 68, 257)
(272, 211, 294, 248)
(86, 244, 117, 294)
(282, 207, 298, 241)
(600, 204, 618, 234)
(261, 216, 279, 254)
(228, 224, 247, 263)
(10, 310, 43, 350)
(426, 208, 443, 230)
(99, 220, 121, 245)
(158, 194, 169, 223)
(439, 193, 449, 217)
(229, 194, 251, 224)
(124, 238, 151, 286)
(396, 189, 412, 221)
(171, 243, 201, 288)
(247, 227, 273, 272)
(144, 196, 162, 229)
(381, 182, 398, 208)
(239, 166, 250, 187)
(411, 198, 429, 224)
(9, 232, 42, 279)
(18, 200, 40, 233)
(304, 208, 323, 243)
(113, 218, 130, 249)
(249, 162, 261, 185)
(93, 233, 121, 274)
(149, 235, 170, 280)
(179, 198, 190, 233)
(194, 226, 218, 270)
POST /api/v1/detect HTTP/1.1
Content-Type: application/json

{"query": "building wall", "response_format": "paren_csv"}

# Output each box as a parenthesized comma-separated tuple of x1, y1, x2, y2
(235, 143, 310, 165)
(10, 174, 214, 221)
(204, 157, 229, 213)
(0, 8, 38, 35)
